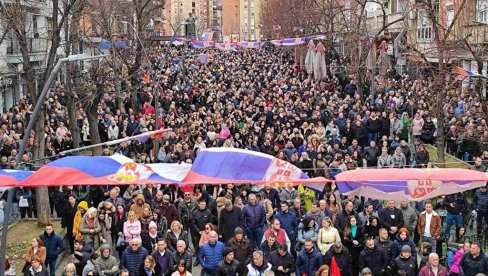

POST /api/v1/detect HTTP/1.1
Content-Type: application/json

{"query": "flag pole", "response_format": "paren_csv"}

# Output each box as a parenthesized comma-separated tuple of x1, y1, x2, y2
(59, 128, 172, 156)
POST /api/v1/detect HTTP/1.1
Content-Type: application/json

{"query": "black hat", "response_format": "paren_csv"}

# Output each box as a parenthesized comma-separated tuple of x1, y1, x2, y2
(223, 247, 233, 257)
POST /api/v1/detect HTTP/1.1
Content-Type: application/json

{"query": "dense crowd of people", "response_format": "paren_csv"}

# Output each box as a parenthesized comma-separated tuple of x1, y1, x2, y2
(0, 42, 487, 276)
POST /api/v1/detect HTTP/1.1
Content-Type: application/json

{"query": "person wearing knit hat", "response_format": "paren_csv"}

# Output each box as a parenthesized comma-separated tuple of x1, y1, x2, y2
(216, 247, 240, 276)
(234, 227, 244, 235)
(361, 267, 373, 275)
(391, 242, 417, 276)
(142, 220, 164, 254)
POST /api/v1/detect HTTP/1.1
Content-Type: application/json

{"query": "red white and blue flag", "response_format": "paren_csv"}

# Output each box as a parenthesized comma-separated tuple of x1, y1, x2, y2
(336, 168, 488, 201)
(0, 170, 33, 186)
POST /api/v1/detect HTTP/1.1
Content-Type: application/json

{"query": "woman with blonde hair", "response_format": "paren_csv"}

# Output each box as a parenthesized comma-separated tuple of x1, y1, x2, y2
(317, 217, 341, 255)
(79, 207, 102, 249)
(62, 263, 76, 276)
(198, 223, 215, 248)
(137, 255, 162, 276)
(166, 220, 190, 252)
(123, 210, 141, 243)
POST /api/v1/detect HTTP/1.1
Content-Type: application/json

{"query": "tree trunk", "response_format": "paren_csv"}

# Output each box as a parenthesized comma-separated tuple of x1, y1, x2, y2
(88, 104, 102, 155)
(33, 105, 50, 226)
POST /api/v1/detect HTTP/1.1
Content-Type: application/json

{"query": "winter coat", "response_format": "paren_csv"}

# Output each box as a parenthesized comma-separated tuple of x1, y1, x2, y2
(375, 238, 393, 263)
(323, 246, 352, 276)
(459, 252, 488, 276)
(198, 241, 225, 273)
(260, 241, 278, 261)
(170, 250, 193, 272)
(412, 117, 424, 136)
(16, 188, 33, 207)
(216, 259, 240, 276)
(191, 208, 213, 234)
(378, 154, 393, 168)
(123, 219, 142, 243)
(121, 246, 148, 275)
(296, 247, 323, 276)
(378, 207, 404, 231)
(335, 209, 359, 236)
(39, 231, 65, 262)
(151, 249, 172, 275)
(391, 235, 417, 261)
(260, 187, 281, 209)
(449, 248, 464, 273)
(219, 206, 243, 242)
(391, 152, 407, 168)
(95, 244, 119, 275)
(317, 227, 341, 255)
(242, 201, 266, 228)
(166, 230, 190, 253)
(73, 201, 89, 240)
(400, 205, 418, 234)
(142, 232, 164, 254)
(129, 194, 151, 220)
(391, 255, 417, 276)
(297, 224, 318, 246)
(23, 246, 47, 265)
(82, 260, 96, 276)
(178, 200, 197, 225)
(269, 251, 295, 276)
(244, 261, 272, 276)
(79, 213, 102, 249)
(137, 262, 162, 276)
(390, 119, 403, 140)
(274, 210, 298, 240)
(415, 151, 430, 167)
(226, 237, 253, 264)
(279, 188, 298, 203)
(358, 245, 389, 276)
(23, 266, 49, 276)
(418, 262, 448, 276)
(473, 189, 488, 212)
(156, 203, 178, 226)
(61, 202, 78, 230)
(418, 210, 442, 238)
(365, 117, 381, 133)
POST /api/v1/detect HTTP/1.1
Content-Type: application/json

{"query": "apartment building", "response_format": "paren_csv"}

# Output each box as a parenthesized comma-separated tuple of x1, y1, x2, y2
(0, 0, 55, 112)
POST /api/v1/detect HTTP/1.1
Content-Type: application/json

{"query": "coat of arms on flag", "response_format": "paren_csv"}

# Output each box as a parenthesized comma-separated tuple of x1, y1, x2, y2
(407, 180, 440, 199)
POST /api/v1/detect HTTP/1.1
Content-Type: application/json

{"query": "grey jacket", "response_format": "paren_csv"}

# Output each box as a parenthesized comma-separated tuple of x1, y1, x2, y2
(400, 205, 418, 233)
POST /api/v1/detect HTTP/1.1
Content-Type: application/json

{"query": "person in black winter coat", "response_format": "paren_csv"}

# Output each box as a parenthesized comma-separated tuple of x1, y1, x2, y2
(323, 242, 352, 276)
(459, 242, 488, 276)
(442, 192, 468, 236)
(335, 201, 359, 237)
(216, 247, 241, 276)
(378, 200, 404, 240)
(390, 245, 417, 276)
(414, 144, 430, 168)
(219, 201, 243, 243)
(359, 238, 389, 276)
(269, 244, 295, 276)
(61, 194, 78, 253)
(260, 234, 278, 261)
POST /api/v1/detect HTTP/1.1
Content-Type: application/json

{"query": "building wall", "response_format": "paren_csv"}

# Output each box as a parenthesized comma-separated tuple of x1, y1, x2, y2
(222, 0, 240, 41)
(239, 0, 262, 41)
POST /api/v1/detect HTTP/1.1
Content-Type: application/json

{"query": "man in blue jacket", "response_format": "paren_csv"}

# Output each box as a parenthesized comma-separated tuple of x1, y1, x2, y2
(242, 193, 267, 249)
(122, 238, 148, 275)
(275, 201, 298, 247)
(296, 239, 322, 276)
(40, 223, 65, 276)
(198, 231, 225, 276)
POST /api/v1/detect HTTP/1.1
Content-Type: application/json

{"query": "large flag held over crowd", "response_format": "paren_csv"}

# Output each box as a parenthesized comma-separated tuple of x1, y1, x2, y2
(2, 148, 487, 201)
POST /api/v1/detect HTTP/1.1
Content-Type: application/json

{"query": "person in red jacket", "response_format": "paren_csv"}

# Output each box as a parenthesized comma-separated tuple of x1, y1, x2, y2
(418, 253, 448, 276)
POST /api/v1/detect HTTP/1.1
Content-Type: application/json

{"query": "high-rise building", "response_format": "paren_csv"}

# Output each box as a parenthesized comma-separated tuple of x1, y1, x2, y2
(222, 0, 261, 41)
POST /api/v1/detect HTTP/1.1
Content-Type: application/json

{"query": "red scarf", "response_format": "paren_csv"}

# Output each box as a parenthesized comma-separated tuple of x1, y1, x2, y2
(330, 256, 341, 276)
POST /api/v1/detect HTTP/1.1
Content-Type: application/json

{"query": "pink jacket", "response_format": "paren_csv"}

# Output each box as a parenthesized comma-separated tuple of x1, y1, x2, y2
(449, 249, 464, 273)
(123, 220, 142, 242)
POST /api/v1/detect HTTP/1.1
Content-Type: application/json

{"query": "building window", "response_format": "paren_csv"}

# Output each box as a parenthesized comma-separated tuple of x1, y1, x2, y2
(417, 10, 433, 41)
(446, 6, 454, 27)
(32, 15, 39, 38)
(477, 0, 488, 23)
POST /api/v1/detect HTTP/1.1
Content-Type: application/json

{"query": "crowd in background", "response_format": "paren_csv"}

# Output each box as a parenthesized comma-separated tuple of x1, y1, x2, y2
(0, 44, 487, 276)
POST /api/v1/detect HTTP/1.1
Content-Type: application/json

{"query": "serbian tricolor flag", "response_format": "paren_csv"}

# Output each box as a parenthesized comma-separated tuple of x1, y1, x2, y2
(281, 37, 306, 46)
(452, 67, 474, 80)
(215, 42, 237, 51)
(0, 170, 33, 187)
(201, 31, 214, 41)
(336, 168, 488, 201)
(191, 41, 215, 48)
(270, 40, 283, 46)
(21, 155, 191, 187)
(238, 41, 262, 49)
(182, 148, 328, 186)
